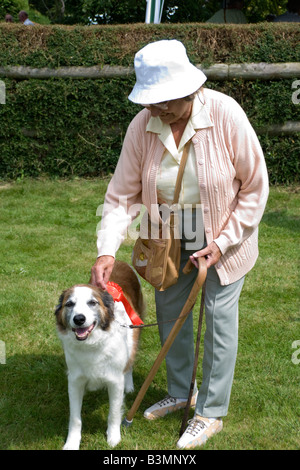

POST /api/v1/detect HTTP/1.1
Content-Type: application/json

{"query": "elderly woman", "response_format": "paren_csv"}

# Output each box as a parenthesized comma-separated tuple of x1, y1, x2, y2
(91, 40, 269, 449)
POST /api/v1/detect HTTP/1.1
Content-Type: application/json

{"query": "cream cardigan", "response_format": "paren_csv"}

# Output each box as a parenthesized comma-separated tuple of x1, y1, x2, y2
(97, 88, 269, 286)
(151, 91, 212, 206)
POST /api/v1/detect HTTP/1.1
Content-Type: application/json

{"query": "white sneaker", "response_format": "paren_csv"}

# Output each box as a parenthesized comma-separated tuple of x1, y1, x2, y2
(177, 415, 223, 449)
(144, 393, 197, 420)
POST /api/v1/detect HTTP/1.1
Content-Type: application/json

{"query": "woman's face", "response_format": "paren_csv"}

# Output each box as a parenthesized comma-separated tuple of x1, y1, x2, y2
(144, 98, 193, 125)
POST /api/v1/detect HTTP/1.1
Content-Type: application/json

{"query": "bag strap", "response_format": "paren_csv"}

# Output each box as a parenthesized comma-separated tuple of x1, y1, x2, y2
(172, 140, 192, 205)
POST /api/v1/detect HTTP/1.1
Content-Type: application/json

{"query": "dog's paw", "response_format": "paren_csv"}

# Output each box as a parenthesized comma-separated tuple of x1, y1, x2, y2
(63, 438, 80, 450)
(107, 426, 121, 448)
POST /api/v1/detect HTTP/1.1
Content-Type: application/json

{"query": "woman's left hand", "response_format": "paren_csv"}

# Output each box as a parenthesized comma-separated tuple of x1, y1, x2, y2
(190, 241, 222, 269)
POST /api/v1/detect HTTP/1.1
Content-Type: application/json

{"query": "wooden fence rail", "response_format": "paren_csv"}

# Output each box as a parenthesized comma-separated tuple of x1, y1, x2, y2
(1, 62, 299, 135)
(0, 62, 299, 80)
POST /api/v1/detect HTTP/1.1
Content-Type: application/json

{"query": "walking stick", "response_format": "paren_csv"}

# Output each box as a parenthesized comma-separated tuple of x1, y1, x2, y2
(179, 280, 206, 436)
(123, 257, 207, 427)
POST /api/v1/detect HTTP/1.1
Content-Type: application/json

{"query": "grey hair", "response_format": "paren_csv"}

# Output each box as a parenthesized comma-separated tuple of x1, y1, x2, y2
(183, 87, 204, 102)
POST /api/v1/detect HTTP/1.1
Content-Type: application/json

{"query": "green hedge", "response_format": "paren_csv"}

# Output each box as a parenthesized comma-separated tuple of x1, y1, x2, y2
(0, 23, 299, 66)
(0, 23, 299, 184)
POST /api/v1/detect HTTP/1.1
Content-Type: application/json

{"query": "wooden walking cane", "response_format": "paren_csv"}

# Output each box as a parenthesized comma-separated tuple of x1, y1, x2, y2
(123, 257, 207, 427)
(179, 280, 206, 436)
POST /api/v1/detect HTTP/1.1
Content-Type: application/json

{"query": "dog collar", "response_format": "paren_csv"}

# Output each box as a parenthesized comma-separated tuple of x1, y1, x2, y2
(106, 281, 144, 326)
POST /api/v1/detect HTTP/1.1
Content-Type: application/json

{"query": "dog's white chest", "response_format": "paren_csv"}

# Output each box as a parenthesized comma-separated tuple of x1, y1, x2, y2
(68, 347, 127, 390)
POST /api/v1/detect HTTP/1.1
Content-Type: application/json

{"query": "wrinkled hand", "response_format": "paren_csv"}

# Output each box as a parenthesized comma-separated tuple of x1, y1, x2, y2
(90, 255, 115, 290)
(189, 241, 222, 269)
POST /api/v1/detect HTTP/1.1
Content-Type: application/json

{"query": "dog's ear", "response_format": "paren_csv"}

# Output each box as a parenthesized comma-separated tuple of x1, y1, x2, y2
(101, 291, 115, 320)
(54, 293, 65, 317)
(54, 291, 68, 332)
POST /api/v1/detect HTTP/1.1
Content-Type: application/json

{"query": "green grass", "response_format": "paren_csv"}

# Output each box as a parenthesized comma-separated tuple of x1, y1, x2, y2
(0, 178, 299, 450)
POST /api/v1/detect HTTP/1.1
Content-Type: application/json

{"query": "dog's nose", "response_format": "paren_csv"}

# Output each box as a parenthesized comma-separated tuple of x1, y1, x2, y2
(73, 314, 86, 326)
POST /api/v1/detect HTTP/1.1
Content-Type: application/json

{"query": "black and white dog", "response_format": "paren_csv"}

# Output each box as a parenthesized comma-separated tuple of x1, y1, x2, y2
(55, 261, 144, 450)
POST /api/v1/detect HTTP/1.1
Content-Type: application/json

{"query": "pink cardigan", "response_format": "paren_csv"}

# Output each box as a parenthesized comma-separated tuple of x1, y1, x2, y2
(98, 88, 269, 286)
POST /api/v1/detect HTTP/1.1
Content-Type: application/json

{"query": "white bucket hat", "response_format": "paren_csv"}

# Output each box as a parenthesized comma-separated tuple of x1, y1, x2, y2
(128, 39, 207, 105)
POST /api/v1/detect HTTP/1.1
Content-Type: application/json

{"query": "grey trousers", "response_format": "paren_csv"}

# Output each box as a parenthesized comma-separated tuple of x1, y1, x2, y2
(155, 246, 245, 418)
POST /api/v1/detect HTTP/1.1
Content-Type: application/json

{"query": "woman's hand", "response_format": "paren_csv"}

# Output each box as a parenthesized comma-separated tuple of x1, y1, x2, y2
(90, 255, 115, 290)
(189, 241, 222, 269)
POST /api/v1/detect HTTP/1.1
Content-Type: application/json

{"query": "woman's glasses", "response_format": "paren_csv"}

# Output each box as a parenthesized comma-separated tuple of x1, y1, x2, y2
(142, 101, 170, 110)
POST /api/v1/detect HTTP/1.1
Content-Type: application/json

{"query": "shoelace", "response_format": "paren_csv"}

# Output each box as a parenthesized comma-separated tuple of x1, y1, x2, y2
(185, 418, 207, 436)
(158, 395, 177, 407)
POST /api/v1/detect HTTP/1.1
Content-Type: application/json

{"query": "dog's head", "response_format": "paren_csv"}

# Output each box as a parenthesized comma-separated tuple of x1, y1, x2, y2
(55, 284, 115, 341)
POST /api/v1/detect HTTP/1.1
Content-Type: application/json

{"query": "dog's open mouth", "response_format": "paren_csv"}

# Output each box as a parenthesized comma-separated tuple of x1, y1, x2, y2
(72, 322, 96, 341)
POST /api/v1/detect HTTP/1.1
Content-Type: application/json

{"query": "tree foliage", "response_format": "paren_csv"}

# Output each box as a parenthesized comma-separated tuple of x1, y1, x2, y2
(0, 0, 29, 20)
(163, 0, 288, 22)
(27, 0, 290, 25)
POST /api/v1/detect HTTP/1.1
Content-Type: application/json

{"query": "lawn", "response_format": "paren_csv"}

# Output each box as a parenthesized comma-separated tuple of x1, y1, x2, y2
(0, 178, 299, 450)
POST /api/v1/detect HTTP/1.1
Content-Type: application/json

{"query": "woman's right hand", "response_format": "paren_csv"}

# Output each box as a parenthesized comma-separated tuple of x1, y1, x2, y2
(190, 241, 222, 269)
(90, 255, 115, 290)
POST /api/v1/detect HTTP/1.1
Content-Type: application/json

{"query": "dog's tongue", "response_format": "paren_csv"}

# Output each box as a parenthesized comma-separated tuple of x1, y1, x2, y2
(73, 323, 95, 340)
(76, 328, 89, 337)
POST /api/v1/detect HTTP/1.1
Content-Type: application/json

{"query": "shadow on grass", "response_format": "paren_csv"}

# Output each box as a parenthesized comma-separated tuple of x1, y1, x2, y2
(0, 353, 166, 450)
(262, 210, 300, 232)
